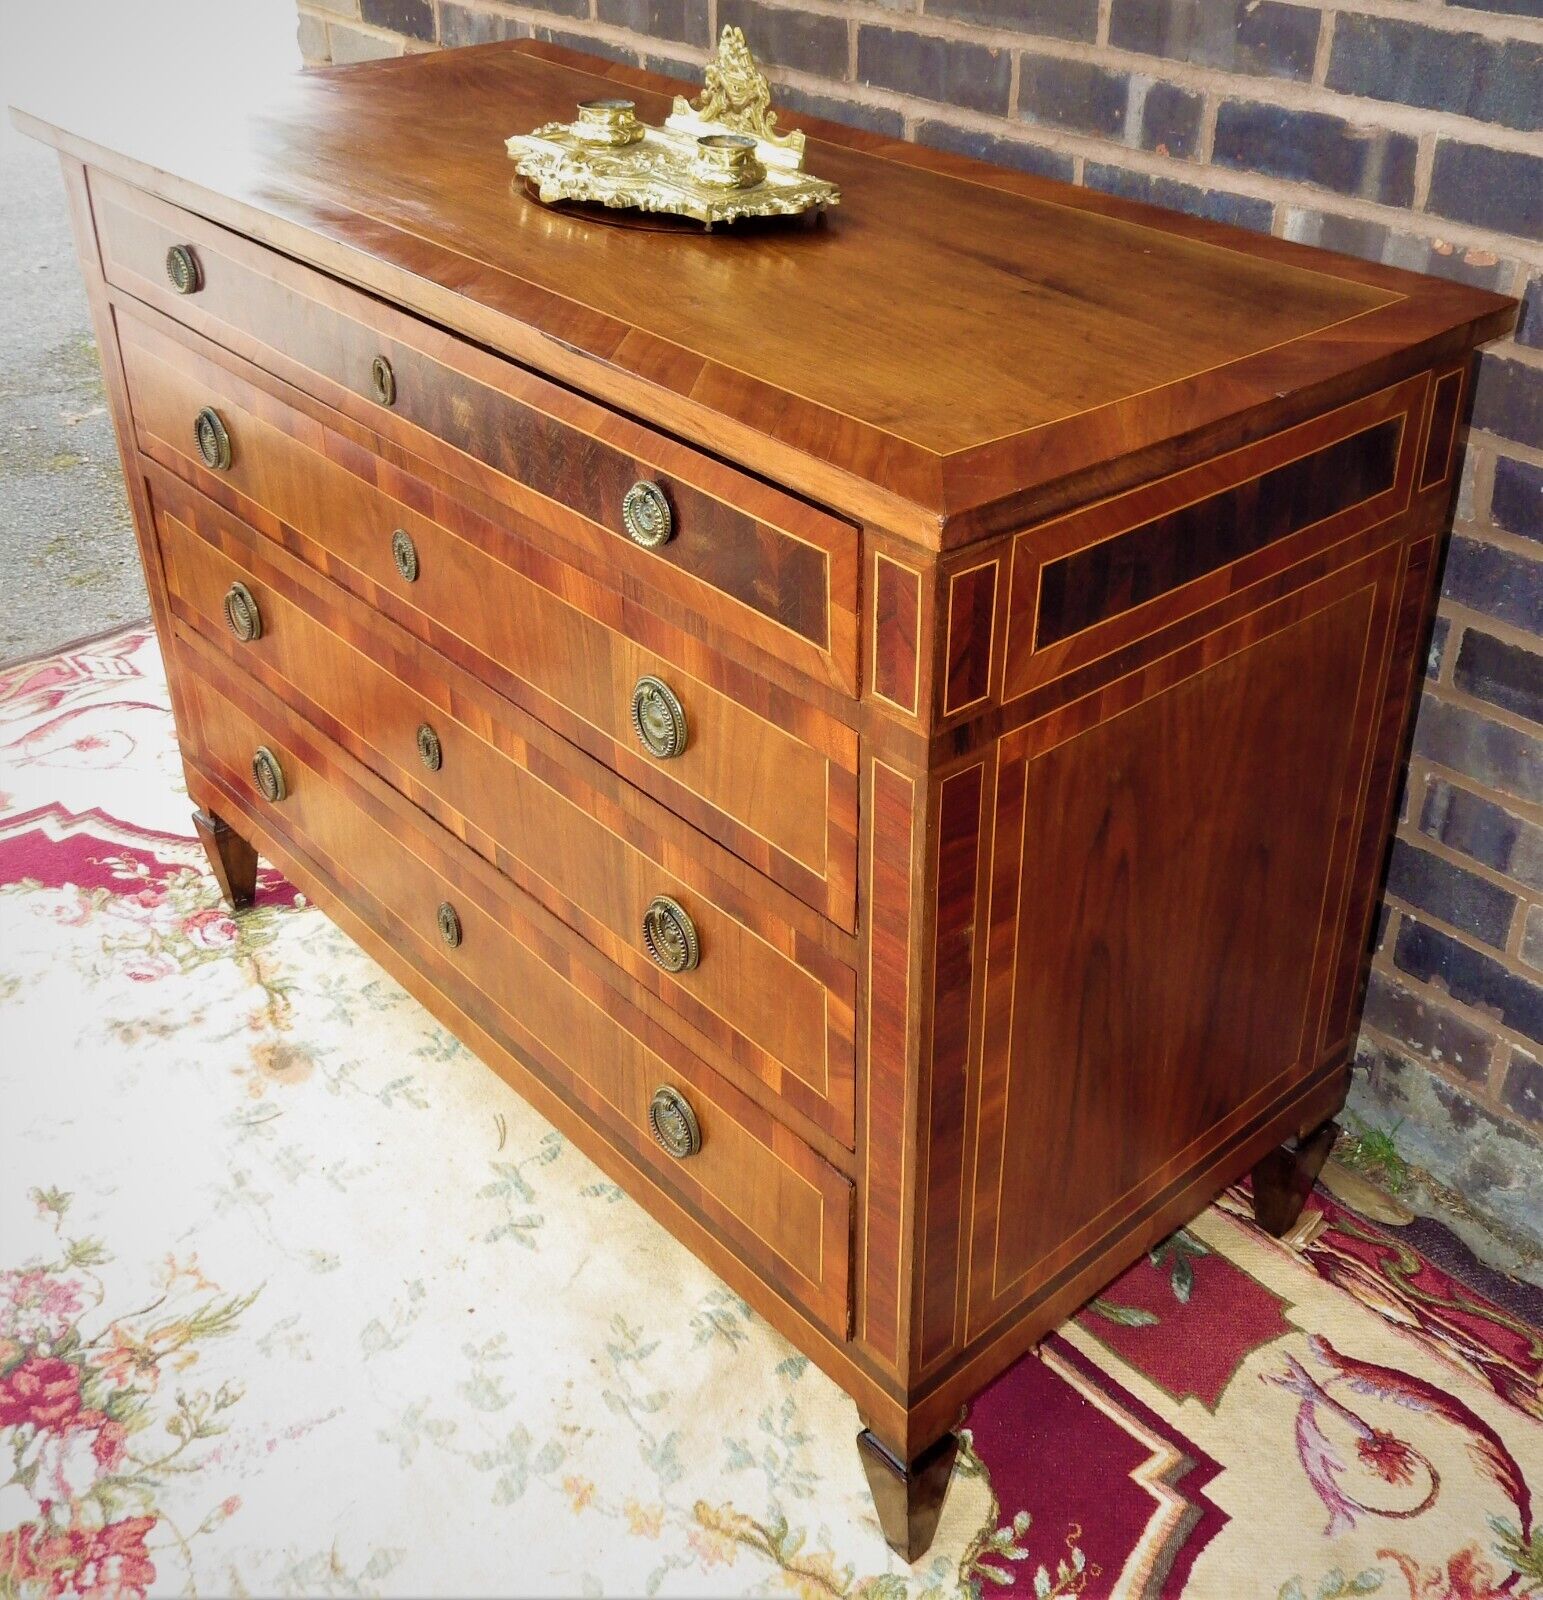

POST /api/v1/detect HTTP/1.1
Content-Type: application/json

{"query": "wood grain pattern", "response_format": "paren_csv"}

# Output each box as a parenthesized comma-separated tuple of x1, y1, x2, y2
(968, 570, 1388, 1335)
(155, 476, 858, 1148)
(117, 306, 860, 927)
(993, 374, 1424, 718)
(871, 553, 921, 718)
(180, 638, 855, 1337)
(858, 759, 919, 1371)
(1419, 367, 1464, 492)
(13, 44, 1512, 545)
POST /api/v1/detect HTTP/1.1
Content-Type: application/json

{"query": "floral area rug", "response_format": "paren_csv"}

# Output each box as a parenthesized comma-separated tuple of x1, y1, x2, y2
(1, 624, 1539, 1600)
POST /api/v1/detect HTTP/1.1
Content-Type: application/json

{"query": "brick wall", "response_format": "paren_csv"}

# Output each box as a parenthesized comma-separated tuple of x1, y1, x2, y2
(295, 0, 1543, 1240)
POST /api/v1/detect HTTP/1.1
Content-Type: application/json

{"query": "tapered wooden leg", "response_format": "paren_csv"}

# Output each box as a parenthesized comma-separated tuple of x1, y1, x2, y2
(192, 808, 259, 910)
(856, 1428, 959, 1563)
(1251, 1117, 1339, 1236)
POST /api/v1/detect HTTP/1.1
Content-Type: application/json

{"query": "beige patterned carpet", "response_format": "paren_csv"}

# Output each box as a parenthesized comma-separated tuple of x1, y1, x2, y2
(1, 625, 1539, 1598)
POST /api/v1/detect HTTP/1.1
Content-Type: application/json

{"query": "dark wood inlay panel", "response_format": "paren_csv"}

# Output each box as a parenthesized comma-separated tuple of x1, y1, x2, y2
(862, 760, 916, 1369)
(1034, 418, 1402, 649)
(944, 562, 999, 713)
(1420, 369, 1463, 491)
(873, 555, 921, 716)
(919, 763, 984, 1368)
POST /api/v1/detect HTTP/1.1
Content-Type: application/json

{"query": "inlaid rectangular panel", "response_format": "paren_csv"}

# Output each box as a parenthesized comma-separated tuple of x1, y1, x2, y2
(1033, 418, 1400, 649)
(944, 562, 1000, 715)
(871, 554, 922, 718)
(965, 549, 1401, 1342)
(998, 375, 1423, 710)
(1419, 367, 1464, 491)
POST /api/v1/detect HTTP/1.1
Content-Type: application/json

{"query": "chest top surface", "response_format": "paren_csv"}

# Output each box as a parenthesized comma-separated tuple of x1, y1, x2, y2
(13, 41, 1513, 543)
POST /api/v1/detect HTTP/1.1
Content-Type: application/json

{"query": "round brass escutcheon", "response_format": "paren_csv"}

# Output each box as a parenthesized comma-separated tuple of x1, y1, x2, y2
(416, 722, 443, 773)
(647, 1085, 701, 1161)
(251, 745, 286, 804)
(391, 528, 419, 583)
(223, 582, 262, 644)
(370, 354, 397, 407)
(436, 900, 463, 949)
(630, 676, 687, 761)
(165, 244, 201, 296)
(621, 480, 673, 549)
(194, 407, 232, 472)
(642, 895, 699, 974)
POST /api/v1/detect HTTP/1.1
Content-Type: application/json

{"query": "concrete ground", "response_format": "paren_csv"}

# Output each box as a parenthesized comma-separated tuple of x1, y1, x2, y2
(0, 136, 145, 663)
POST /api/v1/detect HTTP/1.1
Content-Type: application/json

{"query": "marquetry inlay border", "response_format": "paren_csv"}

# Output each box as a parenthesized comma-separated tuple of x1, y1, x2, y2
(1418, 366, 1465, 492)
(861, 759, 918, 1369)
(943, 561, 1002, 717)
(959, 549, 1402, 1346)
(871, 552, 924, 718)
(997, 375, 1421, 709)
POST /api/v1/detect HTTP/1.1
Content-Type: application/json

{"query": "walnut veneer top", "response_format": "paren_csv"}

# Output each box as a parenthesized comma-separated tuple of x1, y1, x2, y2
(13, 41, 1513, 545)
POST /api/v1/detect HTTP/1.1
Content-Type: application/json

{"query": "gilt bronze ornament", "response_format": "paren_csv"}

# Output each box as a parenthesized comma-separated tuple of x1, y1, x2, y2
(506, 27, 839, 228)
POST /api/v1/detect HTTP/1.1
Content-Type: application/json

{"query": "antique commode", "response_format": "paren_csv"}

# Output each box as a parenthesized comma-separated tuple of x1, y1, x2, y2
(16, 37, 1512, 1559)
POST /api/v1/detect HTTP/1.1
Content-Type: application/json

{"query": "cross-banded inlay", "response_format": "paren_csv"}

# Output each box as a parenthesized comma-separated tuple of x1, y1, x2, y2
(1034, 417, 1403, 649)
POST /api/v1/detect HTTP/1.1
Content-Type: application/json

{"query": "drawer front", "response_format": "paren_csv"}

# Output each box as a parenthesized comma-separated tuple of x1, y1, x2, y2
(179, 645, 854, 1338)
(119, 309, 858, 928)
(155, 475, 856, 1145)
(93, 170, 858, 695)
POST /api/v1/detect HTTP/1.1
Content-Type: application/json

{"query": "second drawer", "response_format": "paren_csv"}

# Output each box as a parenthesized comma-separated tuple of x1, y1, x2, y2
(153, 467, 857, 1147)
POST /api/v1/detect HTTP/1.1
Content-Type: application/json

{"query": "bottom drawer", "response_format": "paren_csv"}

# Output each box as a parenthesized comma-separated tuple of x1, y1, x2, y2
(178, 637, 853, 1338)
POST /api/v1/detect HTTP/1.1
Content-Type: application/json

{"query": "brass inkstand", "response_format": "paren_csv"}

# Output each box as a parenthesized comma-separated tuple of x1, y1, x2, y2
(506, 27, 840, 227)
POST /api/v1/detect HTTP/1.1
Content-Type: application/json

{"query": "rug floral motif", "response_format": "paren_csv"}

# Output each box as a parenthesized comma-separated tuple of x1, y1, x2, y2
(1, 626, 1539, 1599)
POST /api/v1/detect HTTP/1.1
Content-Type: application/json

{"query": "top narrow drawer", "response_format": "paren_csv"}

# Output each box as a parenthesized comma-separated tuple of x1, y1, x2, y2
(89, 170, 859, 697)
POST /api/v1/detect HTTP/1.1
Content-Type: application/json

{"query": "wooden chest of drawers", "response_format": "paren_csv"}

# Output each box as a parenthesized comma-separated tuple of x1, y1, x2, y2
(17, 39, 1513, 1560)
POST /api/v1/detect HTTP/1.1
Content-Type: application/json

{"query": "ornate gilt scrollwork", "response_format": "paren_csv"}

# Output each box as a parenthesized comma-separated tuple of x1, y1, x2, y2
(675, 25, 804, 156)
(506, 27, 838, 227)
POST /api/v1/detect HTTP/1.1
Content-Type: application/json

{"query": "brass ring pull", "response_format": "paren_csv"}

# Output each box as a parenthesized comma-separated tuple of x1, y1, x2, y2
(251, 745, 286, 803)
(621, 480, 673, 549)
(166, 244, 201, 295)
(370, 354, 397, 407)
(630, 676, 687, 761)
(194, 407, 232, 472)
(642, 895, 699, 974)
(416, 722, 443, 772)
(436, 901, 462, 948)
(391, 528, 419, 583)
(647, 1085, 701, 1160)
(223, 582, 262, 643)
